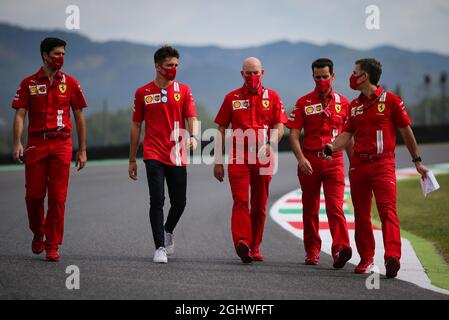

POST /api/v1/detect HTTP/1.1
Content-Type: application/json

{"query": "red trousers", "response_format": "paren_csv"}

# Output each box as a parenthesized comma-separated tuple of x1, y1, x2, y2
(349, 156, 401, 261)
(24, 137, 72, 250)
(298, 152, 350, 257)
(228, 162, 272, 252)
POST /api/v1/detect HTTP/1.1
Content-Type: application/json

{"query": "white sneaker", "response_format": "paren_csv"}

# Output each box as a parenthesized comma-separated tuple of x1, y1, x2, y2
(165, 231, 175, 256)
(153, 247, 168, 263)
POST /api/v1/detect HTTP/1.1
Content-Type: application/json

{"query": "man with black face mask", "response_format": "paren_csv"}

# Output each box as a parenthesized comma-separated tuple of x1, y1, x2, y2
(11, 37, 88, 262)
(287, 58, 353, 268)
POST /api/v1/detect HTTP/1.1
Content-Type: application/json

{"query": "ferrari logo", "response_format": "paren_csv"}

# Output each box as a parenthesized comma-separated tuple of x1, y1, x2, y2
(262, 100, 270, 108)
(378, 103, 386, 112)
(335, 104, 341, 113)
(174, 93, 181, 101)
(59, 84, 67, 93)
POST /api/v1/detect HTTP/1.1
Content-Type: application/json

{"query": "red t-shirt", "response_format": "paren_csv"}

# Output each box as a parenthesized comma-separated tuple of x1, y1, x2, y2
(12, 67, 87, 134)
(343, 86, 412, 155)
(214, 85, 288, 146)
(286, 89, 350, 157)
(133, 81, 196, 166)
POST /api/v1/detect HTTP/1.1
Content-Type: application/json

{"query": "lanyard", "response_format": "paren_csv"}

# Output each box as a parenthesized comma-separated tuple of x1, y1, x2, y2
(359, 90, 385, 111)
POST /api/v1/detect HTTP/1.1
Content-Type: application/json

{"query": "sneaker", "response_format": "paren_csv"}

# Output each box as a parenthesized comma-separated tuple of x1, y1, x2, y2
(32, 234, 44, 254)
(354, 259, 375, 274)
(305, 254, 319, 265)
(385, 256, 400, 278)
(164, 231, 174, 256)
(236, 241, 252, 263)
(249, 249, 264, 262)
(333, 246, 352, 269)
(153, 247, 168, 264)
(45, 249, 60, 262)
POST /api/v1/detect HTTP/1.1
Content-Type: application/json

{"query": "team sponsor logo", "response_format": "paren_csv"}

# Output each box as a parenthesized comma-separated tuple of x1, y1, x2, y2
(59, 84, 67, 93)
(232, 99, 249, 110)
(174, 93, 181, 101)
(377, 103, 386, 112)
(305, 103, 323, 115)
(262, 100, 270, 108)
(29, 85, 47, 95)
(351, 105, 364, 117)
(335, 104, 341, 113)
(144, 94, 161, 105)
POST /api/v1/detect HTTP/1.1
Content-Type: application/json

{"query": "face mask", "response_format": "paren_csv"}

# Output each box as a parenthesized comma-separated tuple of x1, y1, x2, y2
(160, 66, 177, 81)
(48, 55, 64, 70)
(244, 74, 262, 90)
(315, 78, 332, 94)
(349, 73, 366, 90)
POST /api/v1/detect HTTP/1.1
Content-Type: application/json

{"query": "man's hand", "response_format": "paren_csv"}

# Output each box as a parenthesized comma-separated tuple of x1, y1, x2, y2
(188, 136, 198, 151)
(75, 149, 87, 171)
(13, 142, 24, 163)
(323, 143, 333, 160)
(298, 156, 313, 175)
(258, 143, 271, 161)
(415, 161, 429, 178)
(214, 164, 224, 182)
(128, 160, 138, 180)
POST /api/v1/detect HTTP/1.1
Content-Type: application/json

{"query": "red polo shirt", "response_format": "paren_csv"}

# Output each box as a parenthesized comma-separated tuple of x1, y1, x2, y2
(286, 89, 350, 157)
(133, 81, 196, 166)
(12, 67, 87, 134)
(343, 86, 412, 155)
(214, 85, 288, 145)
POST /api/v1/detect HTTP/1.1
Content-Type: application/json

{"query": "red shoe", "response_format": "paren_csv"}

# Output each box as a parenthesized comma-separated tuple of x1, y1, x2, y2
(305, 254, 319, 265)
(45, 249, 60, 262)
(32, 235, 44, 254)
(385, 256, 400, 278)
(249, 249, 264, 262)
(236, 241, 252, 264)
(333, 246, 352, 269)
(354, 259, 374, 274)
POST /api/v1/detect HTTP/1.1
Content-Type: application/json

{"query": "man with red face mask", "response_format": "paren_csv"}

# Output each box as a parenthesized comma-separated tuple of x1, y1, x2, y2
(325, 58, 428, 278)
(129, 46, 198, 264)
(287, 58, 353, 268)
(213, 57, 288, 263)
(12, 37, 88, 262)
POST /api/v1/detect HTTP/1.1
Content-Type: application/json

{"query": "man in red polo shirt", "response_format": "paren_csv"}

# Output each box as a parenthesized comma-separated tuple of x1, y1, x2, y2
(12, 37, 88, 262)
(213, 57, 288, 263)
(287, 58, 352, 268)
(325, 58, 428, 278)
(129, 46, 198, 264)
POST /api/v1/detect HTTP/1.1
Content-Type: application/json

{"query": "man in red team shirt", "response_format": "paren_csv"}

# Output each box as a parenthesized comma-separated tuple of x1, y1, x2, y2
(12, 37, 88, 262)
(129, 46, 198, 264)
(287, 58, 353, 268)
(213, 57, 288, 263)
(325, 58, 428, 278)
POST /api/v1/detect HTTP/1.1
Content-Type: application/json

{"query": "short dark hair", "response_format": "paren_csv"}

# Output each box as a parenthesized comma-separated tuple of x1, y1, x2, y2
(154, 45, 180, 65)
(312, 58, 334, 74)
(40, 37, 66, 60)
(355, 58, 382, 85)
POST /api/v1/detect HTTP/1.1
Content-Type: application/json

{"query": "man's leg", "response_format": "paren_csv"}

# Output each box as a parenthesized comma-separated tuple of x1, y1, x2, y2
(144, 160, 166, 249)
(164, 164, 187, 233)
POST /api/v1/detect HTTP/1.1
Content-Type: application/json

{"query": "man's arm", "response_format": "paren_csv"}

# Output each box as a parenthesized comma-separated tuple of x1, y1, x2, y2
(328, 131, 354, 153)
(73, 109, 87, 171)
(187, 116, 199, 150)
(12, 108, 27, 163)
(213, 125, 226, 182)
(344, 136, 354, 161)
(128, 121, 142, 180)
(289, 128, 313, 175)
(399, 126, 428, 177)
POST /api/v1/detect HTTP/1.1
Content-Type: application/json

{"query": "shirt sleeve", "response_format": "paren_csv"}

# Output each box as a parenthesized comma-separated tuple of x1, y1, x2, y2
(343, 102, 356, 133)
(183, 86, 197, 118)
(272, 93, 288, 124)
(12, 79, 29, 110)
(214, 95, 232, 128)
(70, 79, 88, 110)
(391, 94, 412, 128)
(285, 98, 304, 130)
(132, 89, 144, 122)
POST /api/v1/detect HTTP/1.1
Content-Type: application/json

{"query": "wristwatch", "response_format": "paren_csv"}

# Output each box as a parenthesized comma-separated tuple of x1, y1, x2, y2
(412, 156, 422, 163)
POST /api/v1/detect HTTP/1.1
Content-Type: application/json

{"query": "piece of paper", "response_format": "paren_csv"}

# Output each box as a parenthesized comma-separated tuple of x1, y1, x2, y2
(420, 170, 440, 197)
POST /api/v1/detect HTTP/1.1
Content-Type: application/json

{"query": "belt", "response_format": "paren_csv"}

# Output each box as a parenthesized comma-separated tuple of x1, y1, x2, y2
(29, 131, 71, 140)
(235, 145, 259, 153)
(303, 149, 341, 159)
(354, 152, 395, 162)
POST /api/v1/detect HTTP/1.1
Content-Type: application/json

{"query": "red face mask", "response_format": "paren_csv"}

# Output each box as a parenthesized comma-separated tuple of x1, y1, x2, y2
(315, 78, 332, 94)
(244, 74, 262, 90)
(48, 55, 64, 70)
(349, 73, 366, 90)
(160, 66, 177, 81)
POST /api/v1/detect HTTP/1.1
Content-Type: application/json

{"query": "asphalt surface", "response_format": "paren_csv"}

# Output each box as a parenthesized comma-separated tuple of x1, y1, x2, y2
(1, 144, 449, 300)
